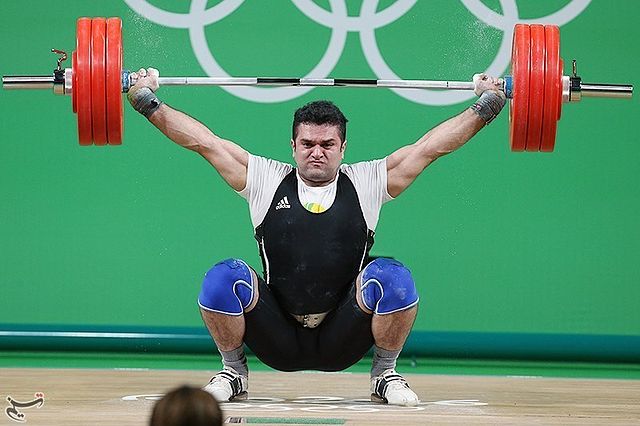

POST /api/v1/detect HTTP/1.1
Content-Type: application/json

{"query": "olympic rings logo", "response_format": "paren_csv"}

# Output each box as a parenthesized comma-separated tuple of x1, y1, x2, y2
(123, 0, 591, 105)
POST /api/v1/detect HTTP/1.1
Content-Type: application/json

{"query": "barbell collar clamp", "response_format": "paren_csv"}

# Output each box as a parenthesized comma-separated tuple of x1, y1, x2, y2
(570, 75, 582, 102)
(64, 68, 73, 95)
(53, 69, 65, 95)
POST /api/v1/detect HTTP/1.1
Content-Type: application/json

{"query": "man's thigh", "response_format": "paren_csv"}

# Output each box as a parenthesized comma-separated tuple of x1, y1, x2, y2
(315, 284, 375, 371)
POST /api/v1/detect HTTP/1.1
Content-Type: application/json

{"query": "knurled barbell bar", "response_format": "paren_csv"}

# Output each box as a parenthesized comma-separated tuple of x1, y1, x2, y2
(2, 17, 633, 151)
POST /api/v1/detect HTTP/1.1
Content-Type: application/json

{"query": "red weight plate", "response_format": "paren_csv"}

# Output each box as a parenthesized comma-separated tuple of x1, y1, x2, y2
(76, 18, 92, 145)
(72, 51, 77, 114)
(91, 18, 107, 145)
(509, 24, 530, 152)
(525, 24, 545, 152)
(540, 25, 560, 152)
(106, 17, 123, 145)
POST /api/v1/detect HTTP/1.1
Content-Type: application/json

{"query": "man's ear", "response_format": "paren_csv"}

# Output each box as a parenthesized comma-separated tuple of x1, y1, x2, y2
(341, 140, 347, 159)
(291, 139, 296, 157)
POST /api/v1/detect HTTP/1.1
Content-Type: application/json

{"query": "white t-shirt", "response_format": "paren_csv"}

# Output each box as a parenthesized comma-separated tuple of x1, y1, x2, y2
(238, 154, 393, 230)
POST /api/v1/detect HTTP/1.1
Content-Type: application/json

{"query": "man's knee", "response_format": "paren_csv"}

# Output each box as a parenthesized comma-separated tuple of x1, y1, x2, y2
(360, 258, 419, 314)
(198, 258, 255, 315)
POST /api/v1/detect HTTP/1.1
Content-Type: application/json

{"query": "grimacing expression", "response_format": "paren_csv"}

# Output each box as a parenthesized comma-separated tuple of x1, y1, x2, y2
(291, 123, 346, 186)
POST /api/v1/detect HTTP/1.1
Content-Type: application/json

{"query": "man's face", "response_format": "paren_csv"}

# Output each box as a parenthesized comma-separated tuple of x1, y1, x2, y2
(291, 123, 346, 186)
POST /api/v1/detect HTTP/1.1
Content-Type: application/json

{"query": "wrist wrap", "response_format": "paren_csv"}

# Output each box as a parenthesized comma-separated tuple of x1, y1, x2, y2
(469, 91, 506, 124)
(127, 87, 163, 118)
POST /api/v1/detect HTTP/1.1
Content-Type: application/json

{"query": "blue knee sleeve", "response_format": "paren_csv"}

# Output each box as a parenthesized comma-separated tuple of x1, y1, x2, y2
(198, 258, 254, 315)
(360, 258, 419, 314)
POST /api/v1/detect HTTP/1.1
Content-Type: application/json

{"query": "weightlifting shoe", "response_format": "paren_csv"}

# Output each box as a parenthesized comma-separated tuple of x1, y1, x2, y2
(203, 367, 248, 402)
(371, 368, 419, 406)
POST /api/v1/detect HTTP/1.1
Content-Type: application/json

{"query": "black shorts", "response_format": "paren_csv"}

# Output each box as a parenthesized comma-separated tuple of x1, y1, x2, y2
(243, 277, 374, 372)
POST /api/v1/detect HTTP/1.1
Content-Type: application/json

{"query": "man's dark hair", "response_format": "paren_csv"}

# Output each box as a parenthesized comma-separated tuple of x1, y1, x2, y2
(292, 100, 348, 143)
(149, 385, 222, 426)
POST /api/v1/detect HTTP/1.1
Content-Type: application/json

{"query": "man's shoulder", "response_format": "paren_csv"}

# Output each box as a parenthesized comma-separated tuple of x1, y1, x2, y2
(250, 154, 294, 173)
(340, 158, 387, 174)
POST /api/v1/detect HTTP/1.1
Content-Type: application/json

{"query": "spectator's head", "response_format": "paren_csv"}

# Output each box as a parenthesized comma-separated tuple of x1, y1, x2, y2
(149, 385, 222, 426)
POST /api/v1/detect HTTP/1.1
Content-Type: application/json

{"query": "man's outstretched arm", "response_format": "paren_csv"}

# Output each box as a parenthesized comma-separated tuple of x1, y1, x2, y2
(386, 74, 506, 198)
(127, 68, 249, 192)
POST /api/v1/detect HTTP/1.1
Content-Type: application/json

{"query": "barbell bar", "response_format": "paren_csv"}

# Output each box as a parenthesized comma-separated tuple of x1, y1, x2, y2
(2, 17, 633, 150)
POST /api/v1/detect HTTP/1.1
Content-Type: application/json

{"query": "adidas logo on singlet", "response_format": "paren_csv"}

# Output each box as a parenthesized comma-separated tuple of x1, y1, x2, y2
(275, 196, 291, 210)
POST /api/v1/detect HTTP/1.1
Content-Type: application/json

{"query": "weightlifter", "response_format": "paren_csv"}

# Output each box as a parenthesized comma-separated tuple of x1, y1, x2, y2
(127, 68, 505, 406)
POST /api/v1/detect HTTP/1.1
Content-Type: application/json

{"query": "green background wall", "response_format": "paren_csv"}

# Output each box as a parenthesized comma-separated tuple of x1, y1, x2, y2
(1, 0, 638, 359)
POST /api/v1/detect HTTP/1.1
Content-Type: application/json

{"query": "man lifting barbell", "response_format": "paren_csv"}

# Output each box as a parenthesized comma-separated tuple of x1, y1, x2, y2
(126, 67, 505, 406)
(2, 16, 632, 407)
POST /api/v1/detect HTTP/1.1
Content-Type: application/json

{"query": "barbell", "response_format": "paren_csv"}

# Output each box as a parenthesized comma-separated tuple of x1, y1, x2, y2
(2, 17, 633, 151)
